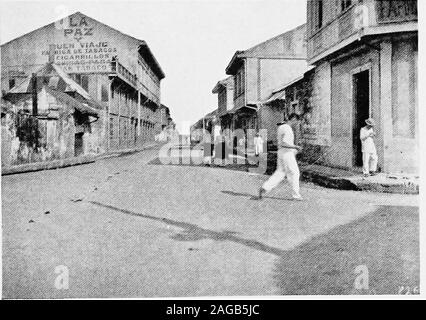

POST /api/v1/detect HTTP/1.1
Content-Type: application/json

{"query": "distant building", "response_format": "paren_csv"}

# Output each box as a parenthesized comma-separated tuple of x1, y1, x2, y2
(159, 104, 171, 129)
(224, 24, 307, 147)
(305, 0, 418, 174)
(1, 11, 165, 155)
(212, 76, 234, 137)
(190, 110, 217, 143)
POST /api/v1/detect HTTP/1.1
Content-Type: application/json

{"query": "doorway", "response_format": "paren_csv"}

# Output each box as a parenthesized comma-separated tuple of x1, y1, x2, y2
(74, 132, 84, 157)
(352, 70, 370, 167)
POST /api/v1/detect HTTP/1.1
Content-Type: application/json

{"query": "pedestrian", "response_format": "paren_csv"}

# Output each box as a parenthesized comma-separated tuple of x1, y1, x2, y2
(203, 134, 214, 165)
(214, 134, 229, 165)
(254, 132, 264, 157)
(360, 118, 378, 177)
(258, 114, 303, 201)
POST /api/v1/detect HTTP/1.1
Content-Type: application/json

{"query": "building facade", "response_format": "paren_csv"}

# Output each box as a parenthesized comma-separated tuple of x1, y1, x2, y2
(305, 0, 418, 174)
(1, 11, 165, 157)
(259, 67, 313, 149)
(212, 76, 234, 140)
(224, 24, 308, 147)
(1, 63, 101, 169)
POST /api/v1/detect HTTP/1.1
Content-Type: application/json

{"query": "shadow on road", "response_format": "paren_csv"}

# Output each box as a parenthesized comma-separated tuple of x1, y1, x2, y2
(273, 205, 419, 295)
(88, 201, 419, 295)
(221, 190, 293, 201)
(89, 201, 286, 257)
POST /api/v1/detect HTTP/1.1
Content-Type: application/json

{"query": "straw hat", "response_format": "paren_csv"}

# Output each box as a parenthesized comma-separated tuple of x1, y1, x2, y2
(365, 118, 376, 126)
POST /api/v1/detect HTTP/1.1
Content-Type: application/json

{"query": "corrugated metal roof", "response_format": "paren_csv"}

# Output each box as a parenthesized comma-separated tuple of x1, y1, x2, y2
(263, 89, 286, 104)
(6, 62, 104, 111)
(44, 87, 99, 117)
(262, 65, 315, 104)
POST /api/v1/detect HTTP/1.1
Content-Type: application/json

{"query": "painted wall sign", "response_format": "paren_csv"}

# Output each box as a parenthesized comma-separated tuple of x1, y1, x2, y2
(42, 41, 117, 73)
(42, 15, 118, 73)
(56, 15, 93, 42)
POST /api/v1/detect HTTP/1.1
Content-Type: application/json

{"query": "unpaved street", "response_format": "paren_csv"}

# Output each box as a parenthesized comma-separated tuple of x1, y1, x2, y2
(2, 146, 419, 298)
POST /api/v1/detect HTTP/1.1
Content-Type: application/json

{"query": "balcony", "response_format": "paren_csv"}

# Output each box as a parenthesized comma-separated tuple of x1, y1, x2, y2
(307, 0, 417, 64)
(110, 59, 137, 89)
(110, 58, 160, 106)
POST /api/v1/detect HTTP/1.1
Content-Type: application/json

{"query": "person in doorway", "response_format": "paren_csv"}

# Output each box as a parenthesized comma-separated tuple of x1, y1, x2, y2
(258, 114, 303, 201)
(254, 132, 264, 157)
(360, 118, 378, 177)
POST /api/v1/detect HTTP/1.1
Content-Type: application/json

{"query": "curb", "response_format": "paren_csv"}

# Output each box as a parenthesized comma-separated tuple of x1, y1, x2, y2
(301, 169, 359, 190)
(1, 143, 161, 176)
(1, 155, 96, 176)
(301, 169, 419, 195)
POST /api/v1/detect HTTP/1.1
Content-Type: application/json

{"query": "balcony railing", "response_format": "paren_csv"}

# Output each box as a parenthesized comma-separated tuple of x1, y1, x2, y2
(110, 59, 137, 88)
(307, 0, 417, 63)
(110, 58, 160, 106)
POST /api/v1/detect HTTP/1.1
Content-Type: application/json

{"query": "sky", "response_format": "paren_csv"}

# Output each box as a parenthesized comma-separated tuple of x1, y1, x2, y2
(0, 0, 306, 134)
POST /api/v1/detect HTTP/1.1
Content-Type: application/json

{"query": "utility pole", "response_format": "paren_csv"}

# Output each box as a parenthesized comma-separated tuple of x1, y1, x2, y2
(31, 73, 39, 148)
(31, 73, 38, 115)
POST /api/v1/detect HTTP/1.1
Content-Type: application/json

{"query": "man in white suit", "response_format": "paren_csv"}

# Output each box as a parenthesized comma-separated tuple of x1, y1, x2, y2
(360, 118, 378, 177)
(258, 114, 303, 201)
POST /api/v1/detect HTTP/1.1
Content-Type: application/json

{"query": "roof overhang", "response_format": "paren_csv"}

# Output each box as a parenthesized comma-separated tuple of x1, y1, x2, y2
(308, 24, 417, 65)
(212, 82, 224, 94)
(212, 76, 234, 93)
(225, 51, 245, 75)
(138, 42, 165, 80)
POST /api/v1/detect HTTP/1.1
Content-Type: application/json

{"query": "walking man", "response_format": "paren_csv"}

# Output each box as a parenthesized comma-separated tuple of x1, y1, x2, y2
(258, 114, 303, 201)
(360, 118, 378, 177)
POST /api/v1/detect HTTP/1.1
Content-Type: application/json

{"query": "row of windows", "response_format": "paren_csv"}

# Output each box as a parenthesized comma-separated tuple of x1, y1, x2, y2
(70, 71, 159, 106)
(313, 0, 353, 31)
(109, 116, 156, 140)
(137, 58, 160, 98)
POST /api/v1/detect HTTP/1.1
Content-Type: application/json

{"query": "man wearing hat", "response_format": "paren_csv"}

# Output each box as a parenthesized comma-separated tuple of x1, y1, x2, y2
(258, 114, 303, 201)
(360, 118, 378, 177)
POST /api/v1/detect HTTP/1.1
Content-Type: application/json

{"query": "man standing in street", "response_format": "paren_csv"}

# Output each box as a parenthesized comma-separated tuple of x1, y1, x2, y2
(258, 114, 303, 201)
(360, 118, 378, 177)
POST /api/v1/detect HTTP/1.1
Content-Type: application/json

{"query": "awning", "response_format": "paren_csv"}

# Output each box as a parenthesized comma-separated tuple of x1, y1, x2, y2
(45, 87, 99, 117)
(263, 89, 286, 104)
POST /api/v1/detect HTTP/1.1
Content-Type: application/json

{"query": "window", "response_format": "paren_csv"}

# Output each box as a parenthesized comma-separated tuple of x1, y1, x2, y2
(74, 74, 82, 84)
(123, 120, 127, 140)
(234, 67, 245, 98)
(109, 117, 114, 138)
(341, 0, 352, 12)
(9, 79, 15, 89)
(317, 0, 323, 29)
(101, 83, 109, 102)
(81, 75, 89, 92)
(72, 74, 89, 92)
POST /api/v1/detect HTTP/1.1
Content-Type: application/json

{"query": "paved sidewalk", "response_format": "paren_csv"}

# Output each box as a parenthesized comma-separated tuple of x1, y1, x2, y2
(1, 142, 160, 176)
(234, 148, 419, 195)
(176, 147, 419, 195)
(300, 163, 419, 195)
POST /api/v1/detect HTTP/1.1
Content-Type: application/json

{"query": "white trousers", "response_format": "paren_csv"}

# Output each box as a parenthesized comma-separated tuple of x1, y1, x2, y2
(262, 148, 301, 198)
(362, 152, 378, 174)
(255, 144, 263, 155)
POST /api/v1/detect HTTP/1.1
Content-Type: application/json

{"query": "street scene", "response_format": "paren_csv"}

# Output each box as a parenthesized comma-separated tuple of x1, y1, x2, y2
(2, 145, 419, 297)
(1, 0, 420, 298)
